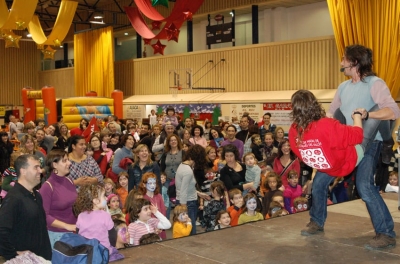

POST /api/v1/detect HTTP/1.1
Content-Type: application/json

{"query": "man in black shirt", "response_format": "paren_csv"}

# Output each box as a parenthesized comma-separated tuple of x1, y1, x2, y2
(235, 116, 250, 143)
(0, 155, 51, 261)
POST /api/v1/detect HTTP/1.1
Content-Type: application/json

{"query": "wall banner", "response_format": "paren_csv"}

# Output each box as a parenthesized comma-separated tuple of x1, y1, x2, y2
(263, 103, 292, 127)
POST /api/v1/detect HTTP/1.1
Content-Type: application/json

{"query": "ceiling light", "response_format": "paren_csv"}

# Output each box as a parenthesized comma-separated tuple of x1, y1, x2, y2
(90, 20, 105, 24)
(124, 33, 128, 36)
(93, 12, 104, 19)
(27, 33, 32, 38)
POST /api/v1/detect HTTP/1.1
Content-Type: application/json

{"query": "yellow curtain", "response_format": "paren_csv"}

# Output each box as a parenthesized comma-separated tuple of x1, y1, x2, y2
(74, 26, 115, 97)
(327, 0, 400, 98)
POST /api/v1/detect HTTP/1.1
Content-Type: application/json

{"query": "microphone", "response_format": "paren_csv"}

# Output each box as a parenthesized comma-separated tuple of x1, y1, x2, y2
(340, 66, 351, 72)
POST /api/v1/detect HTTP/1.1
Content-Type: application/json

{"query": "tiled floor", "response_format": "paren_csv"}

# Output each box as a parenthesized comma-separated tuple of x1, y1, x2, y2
(1, 193, 399, 263)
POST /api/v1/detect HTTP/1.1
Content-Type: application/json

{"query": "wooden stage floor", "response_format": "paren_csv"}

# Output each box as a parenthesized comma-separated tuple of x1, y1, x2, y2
(117, 193, 400, 264)
(1, 194, 399, 263)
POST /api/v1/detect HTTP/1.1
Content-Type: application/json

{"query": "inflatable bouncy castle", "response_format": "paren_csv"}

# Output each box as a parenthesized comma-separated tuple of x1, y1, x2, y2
(22, 87, 123, 128)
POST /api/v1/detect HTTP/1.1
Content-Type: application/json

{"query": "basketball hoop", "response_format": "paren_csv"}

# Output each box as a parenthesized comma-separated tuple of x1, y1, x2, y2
(169, 86, 178, 97)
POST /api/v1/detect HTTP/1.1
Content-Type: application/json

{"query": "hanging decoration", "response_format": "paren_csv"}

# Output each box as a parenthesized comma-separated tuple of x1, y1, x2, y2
(2, 29, 21, 48)
(124, 0, 204, 55)
(143, 38, 152, 45)
(0, 0, 77, 51)
(42, 46, 56, 60)
(151, 21, 162, 30)
(151, 0, 169, 8)
(165, 23, 180, 42)
(152, 40, 166, 55)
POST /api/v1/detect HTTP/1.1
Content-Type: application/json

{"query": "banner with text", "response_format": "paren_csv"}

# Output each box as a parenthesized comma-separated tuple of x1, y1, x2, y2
(230, 104, 262, 123)
(125, 105, 145, 122)
(263, 102, 292, 128)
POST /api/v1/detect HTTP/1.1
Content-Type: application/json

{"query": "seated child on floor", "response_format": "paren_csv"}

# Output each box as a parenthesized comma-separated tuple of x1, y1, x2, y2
(128, 198, 171, 246)
(74, 185, 124, 262)
(262, 172, 283, 218)
(202, 181, 226, 231)
(268, 192, 289, 218)
(283, 170, 302, 214)
(110, 216, 129, 249)
(243, 153, 261, 193)
(214, 210, 231, 230)
(172, 205, 192, 238)
(385, 171, 399, 193)
(227, 188, 243, 227)
(238, 193, 264, 225)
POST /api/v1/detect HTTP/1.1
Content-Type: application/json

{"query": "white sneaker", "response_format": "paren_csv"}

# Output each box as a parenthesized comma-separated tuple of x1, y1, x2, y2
(196, 221, 201, 226)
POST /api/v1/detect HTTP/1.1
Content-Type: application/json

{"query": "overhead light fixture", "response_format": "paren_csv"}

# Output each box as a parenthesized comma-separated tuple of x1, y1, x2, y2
(124, 33, 128, 36)
(60, 45, 63, 48)
(93, 11, 104, 19)
(90, 20, 105, 24)
(27, 33, 32, 38)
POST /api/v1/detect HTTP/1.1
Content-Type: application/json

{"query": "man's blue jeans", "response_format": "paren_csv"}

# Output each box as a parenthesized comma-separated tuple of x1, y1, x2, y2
(310, 141, 395, 238)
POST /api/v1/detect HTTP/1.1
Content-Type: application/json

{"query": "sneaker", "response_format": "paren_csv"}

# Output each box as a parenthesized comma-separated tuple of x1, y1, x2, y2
(300, 220, 324, 236)
(196, 221, 201, 226)
(364, 233, 396, 250)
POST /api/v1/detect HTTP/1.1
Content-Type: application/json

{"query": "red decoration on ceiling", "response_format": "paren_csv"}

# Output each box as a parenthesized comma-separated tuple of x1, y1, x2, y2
(183, 11, 193, 21)
(124, 0, 204, 55)
(151, 21, 162, 30)
(152, 40, 166, 55)
(165, 23, 180, 42)
(143, 38, 152, 45)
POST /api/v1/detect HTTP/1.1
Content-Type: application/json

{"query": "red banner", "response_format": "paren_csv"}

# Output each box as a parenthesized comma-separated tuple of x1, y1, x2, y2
(82, 116, 99, 141)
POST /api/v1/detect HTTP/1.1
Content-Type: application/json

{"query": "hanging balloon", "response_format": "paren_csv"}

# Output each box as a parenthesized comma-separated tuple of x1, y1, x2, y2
(15, 21, 26, 30)
(53, 39, 62, 48)
(151, 21, 162, 30)
(183, 11, 193, 21)
(165, 23, 180, 42)
(4, 30, 22, 48)
(152, 40, 166, 55)
(143, 38, 152, 45)
(42, 46, 56, 60)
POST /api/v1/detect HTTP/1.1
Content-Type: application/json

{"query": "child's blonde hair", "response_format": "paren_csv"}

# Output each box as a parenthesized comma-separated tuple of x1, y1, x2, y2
(104, 178, 116, 193)
(242, 152, 257, 163)
(389, 171, 398, 179)
(228, 188, 242, 200)
(172, 205, 188, 223)
(73, 184, 104, 216)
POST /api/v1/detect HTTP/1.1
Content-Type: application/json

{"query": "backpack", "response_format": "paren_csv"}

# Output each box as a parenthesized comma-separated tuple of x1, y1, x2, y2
(52, 233, 109, 264)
